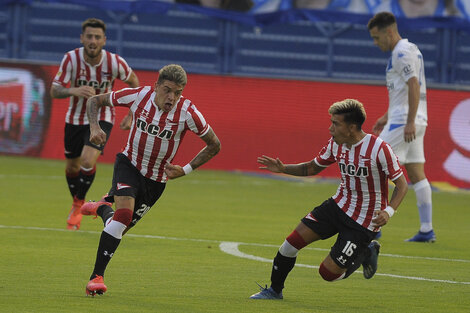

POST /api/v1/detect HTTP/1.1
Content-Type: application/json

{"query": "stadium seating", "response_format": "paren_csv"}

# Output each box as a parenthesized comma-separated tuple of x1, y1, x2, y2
(0, 0, 469, 85)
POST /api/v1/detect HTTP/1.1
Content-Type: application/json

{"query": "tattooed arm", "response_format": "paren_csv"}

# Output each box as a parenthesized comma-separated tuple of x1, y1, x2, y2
(257, 156, 324, 177)
(164, 128, 221, 179)
(86, 93, 112, 146)
(50, 84, 96, 99)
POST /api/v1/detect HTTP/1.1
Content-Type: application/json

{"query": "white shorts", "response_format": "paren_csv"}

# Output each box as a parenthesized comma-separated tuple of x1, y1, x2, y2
(379, 124, 426, 164)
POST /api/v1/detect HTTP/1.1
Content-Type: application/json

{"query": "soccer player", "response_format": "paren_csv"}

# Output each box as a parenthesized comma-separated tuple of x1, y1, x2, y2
(250, 99, 408, 300)
(80, 64, 221, 296)
(368, 12, 435, 242)
(50, 18, 139, 230)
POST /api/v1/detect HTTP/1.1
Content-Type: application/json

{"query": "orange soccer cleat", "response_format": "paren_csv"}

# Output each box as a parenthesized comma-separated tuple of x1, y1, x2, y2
(85, 275, 107, 296)
(81, 200, 112, 218)
(66, 196, 84, 230)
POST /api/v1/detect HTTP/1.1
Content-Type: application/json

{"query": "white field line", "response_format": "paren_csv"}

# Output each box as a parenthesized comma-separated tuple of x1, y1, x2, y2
(1, 224, 470, 285)
(219, 242, 470, 285)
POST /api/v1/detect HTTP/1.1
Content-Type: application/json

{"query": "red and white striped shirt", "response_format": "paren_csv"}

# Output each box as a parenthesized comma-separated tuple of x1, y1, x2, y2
(53, 47, 132, 125)
(110, 86, 210, 182)
(314, 134, 403, 231)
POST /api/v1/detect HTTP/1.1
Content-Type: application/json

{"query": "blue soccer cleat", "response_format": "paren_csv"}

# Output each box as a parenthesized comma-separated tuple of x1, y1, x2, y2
(405, 230, 436, 243)
(250, 283, 283, 300)
(362, 240, 381, 279)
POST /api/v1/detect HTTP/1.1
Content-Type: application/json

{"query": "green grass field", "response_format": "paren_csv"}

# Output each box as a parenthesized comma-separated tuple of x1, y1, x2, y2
(1, 155, 469, 313)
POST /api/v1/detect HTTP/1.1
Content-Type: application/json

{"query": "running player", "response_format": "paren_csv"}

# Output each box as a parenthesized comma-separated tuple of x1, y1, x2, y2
(50, 18, 139, 230)
(81, 64, 221, 296)
(250, 99, 408, 299)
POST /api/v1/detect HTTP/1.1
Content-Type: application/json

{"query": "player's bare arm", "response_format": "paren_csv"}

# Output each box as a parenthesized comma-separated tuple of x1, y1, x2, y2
(372, 112, 388, 135)
(125, 71, 139, 88)
(164, 128, 221, 179)
(405, 76, 420, 142)
(86, 93, 112, 145)
(119, 72, 140, 130)
(257, 156, 324, 176)
(372, 174, 408, 227)
(50, 84, 96, 99)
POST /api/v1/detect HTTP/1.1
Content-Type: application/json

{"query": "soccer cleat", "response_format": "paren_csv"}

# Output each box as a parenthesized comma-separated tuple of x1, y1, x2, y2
(405, 230, 436, 243)
(81, 200, 112, 218)
(86, 275, 107, 296)
(362, 240, 381, 279)
(66, 196, 84, 230)
(250, 283, 283, 300)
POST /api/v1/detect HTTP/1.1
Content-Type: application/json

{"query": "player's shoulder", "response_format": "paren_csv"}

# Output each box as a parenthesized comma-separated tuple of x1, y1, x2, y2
(62, 47, 81, 58)
(393, 39, 419, 57)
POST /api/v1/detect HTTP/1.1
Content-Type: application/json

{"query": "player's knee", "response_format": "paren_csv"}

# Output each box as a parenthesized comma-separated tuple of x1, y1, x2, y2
(319, 262, 345, 282)
(113, 208, 133, 227)
(286, 230, 307, 250)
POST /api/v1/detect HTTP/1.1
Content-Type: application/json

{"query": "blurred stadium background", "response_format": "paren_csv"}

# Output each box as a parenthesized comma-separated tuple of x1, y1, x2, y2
(1, 0, 470, 189)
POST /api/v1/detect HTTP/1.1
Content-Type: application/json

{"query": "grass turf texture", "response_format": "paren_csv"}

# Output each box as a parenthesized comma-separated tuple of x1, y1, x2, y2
(0, 155, 469, 313)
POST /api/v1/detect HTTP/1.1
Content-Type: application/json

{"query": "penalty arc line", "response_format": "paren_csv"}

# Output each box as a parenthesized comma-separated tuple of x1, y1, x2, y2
(1, 225, 469, 285)
(219, 242, 470, 285)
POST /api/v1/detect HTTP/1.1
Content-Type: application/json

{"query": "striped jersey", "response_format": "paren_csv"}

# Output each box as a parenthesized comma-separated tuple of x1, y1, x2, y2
(53, 47, 133, 125)
(314, 134, 403, 231)
(109, 86, 210, 182)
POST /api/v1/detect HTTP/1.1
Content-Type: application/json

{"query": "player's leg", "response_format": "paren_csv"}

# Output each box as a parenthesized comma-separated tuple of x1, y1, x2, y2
(78, 121, 113, 202)
(250, 222, 319, 300)
(76, 145, 100, 200)
(251, 199, 335, 299)
(404, 126, 435, 242)
(64, 124, 86, 230)
(86, 195, 134, 296)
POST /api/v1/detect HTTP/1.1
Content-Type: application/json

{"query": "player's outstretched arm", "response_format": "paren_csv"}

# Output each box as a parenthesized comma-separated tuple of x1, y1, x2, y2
(257, 156, 324, 177)
(86, 93, 111, 146)
(165, 128, 221, 179)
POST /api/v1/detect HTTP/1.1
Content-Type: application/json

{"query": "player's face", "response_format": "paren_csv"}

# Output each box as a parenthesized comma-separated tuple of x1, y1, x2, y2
(154, 80, 184, 112)
(369, 26, 391, 52)
(329, 114, 351, 145)
(80, 27, 106, 59)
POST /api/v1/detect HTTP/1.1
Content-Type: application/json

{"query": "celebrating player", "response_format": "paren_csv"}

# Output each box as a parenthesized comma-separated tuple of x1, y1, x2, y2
(81, 64, 221, 296)
(50, 18, 139, 230)
(250, 99, 407, 300)
(368, 12, 435, 242)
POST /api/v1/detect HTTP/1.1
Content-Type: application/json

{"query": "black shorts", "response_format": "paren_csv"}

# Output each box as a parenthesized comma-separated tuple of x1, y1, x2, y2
(64, 121, 113, 159)
(301, 198, 376, 269)
(105, 153, 166, 228)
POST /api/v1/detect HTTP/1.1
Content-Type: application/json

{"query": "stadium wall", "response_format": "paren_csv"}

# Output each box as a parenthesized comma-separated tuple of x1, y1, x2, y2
(1, 61, 470, 189)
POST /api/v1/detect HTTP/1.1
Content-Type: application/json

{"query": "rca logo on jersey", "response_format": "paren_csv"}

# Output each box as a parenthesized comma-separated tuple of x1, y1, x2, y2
(77, 79, 110, 90)
(136, 118, 174, 139)
(338, 162, 369, 177)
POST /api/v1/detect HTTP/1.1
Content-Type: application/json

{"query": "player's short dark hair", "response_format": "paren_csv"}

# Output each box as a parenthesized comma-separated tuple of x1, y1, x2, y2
(82, 18, 106, 33)
(367, 12, 396, 31)
(157, 64, 187, 87)
(329, 99, 366, 130)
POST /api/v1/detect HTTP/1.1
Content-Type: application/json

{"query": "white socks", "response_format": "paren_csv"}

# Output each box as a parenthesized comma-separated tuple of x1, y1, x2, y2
(413, 179, 433, 233)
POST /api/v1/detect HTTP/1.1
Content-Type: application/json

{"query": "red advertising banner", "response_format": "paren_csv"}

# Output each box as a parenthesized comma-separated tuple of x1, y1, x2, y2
(1, 62, 470, 189)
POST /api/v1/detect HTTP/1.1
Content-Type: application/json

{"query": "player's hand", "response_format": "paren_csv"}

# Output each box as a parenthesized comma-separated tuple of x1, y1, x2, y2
(257, 155, 285, 173)
(89, 128, 107, 146)
(404, 122, 416, 143)
(371, 210, 391, 227)
(70, 86, 96, 99)
(372, 116, 387, 135)
(164, 162, 185, 179)
(119, 112, 133, 130)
